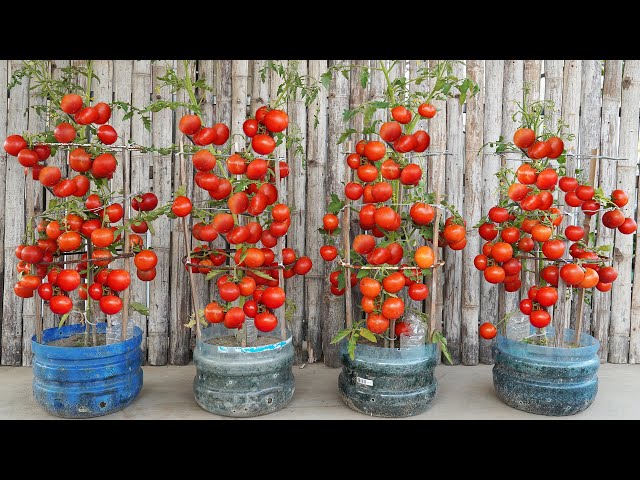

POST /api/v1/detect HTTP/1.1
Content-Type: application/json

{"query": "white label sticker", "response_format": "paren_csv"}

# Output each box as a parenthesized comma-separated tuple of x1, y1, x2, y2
(356, 376, 373, 386)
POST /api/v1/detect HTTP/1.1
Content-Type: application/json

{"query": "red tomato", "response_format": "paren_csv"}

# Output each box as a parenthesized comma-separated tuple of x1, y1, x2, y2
(75, 106, 99, 125)
(179, 114, 201, 135)
(261, 286, 286, 309)
(246, 158, 268, 180)
(484, 265, 505, 284)
(540, 265, 559, 286)
(91, 153, 117, 178)
(611, 189, 629, 208)
(50, 295, 73, 314)
(513, 128, 535, 149)
(60, 93, 83, 114)
(418, 103, 437, 119)
(488, 207, 509, 223)
(134, 250, 158, 271)
(54, 123, 77, 143)
(394, 135, 417, 154)
(413, 130, 430, 152)
(602, 209, 625, 229)
(546, 136, 564, 158)
(367, 313, 389, 334)
(536, 168, 558, 190)
(223, 307, 245, 329)
(264, 109, 289, 133)
(520, 299, 533, 315)
(100, 295, 123, 315)
(379, 121, 402, 142)
(254, 312, 278, 332)
(508, 183, 529, 201)
(478, 223, 498, 241)
(527, 140, 551, 159)
(516, 164, 537, 185)
(560, 263, 585, 285)
(391, 105, 412, 124)
(559, 176, 578, 192)
(618, 218, 638, 235)
(581, 200, 600, 217)
(293, 256, 312, 275)
(598, 266, 618, 284)
(320, 245, 338, 261)
(382, 297, 404, 320)
(530, 310, 551, 328)
(537, 286, 558, 306)
(479, 322, 497, 340)
(345, 182, 364, 200)
(408, 283, 429, 301)
(364, 141, 386, 161)
(243, 119, 259, 137)
(252, 134, 276, 155)
(491, 242, 513, 262)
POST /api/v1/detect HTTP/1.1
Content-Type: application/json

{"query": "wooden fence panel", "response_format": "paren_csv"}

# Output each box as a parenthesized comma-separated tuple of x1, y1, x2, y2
(479, 60, 504, 364)
(2, 59, 640, 365)
(593, 60, 622, 361)
(612, 60, 640, 363)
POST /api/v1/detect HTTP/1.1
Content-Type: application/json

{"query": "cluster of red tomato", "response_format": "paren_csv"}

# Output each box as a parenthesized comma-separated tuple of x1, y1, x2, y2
(321, 103, 468, 337)
(477, 127, 636, 340)
(175, 106, 311, 333)
(5, 94, 120, 198)
(9, 95, 162, 317)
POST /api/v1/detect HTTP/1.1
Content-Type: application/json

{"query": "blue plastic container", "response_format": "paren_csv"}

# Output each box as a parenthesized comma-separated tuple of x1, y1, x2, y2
(32, 322, 143, 418)
(338, 341, 438, 417)
(492, 326, 600, 416)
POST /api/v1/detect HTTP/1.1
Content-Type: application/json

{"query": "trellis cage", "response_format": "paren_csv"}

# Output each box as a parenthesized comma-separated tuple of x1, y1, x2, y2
(175, 141, 292, 345)
(25, 140, 139, 344)
(336, 148, 456, 349)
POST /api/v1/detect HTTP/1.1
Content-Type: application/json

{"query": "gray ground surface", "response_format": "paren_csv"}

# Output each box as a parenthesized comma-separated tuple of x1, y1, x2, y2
(1, 363, 638, 419)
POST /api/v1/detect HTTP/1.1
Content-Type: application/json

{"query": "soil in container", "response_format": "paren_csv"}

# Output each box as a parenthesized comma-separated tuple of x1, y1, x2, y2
(46, 333, 107, 347)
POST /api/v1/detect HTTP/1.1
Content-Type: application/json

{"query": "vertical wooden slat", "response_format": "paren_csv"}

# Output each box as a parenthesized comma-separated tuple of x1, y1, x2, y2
(479, 60, 504, 363)
(427, 61, 447, 345)
(0, 60, 7, 359)
(612, 60, 640, 363)
(129, 60, 152, 360)
(21, 61, 48, 365)
(1, 61, 29, 365)
(148, 61, 172, 365)
(500, 60, 524, 339)
(41, 61, 71, 332)
(169, 60, 197, 365)
(592, 61, 622, 361)
(461, 60, 484, 366)
(282, 60, 309, 361)
(250, 60, 269, 114)
(574, 60, 603, 336)
(553, 60, 581, 345)
(520, 60, 542, 326)
(322, 60, 349, 367)
(303, 60, 328, 364)
(443, 60, 466, 364)
(524, 60, 542, 100)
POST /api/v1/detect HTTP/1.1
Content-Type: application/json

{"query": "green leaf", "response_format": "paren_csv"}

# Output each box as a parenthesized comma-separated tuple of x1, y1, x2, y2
(330, 328, 351, 344)
(360, 68, 370, 89)
(359, 328, 377, 343)
(337, 271, 346, 290)
(338, 128, 357, 145)
(347, 336, 357, 360)
(432, 330, 452, 365)
(252, 270, 276, 282)
(205, 269, 226, 281)
(130, 302, 150, 317)
(342, 108, 357, 122)
(320, 71, 332, 90)
(370, 101, 389, 109)
(327, 193, 345, 215)
(58, 312, 70, 328)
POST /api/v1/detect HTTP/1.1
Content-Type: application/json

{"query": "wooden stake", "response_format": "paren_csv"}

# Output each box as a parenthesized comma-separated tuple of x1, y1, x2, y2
(429, 182, 442, 338)
(26, 167, 43, 344)
(179, 141, 202, 340)
(275, 157, 287, 341)
(121, 136, 131, 341)
(574, 149, 598, 346)
(343, 142, 353, 330)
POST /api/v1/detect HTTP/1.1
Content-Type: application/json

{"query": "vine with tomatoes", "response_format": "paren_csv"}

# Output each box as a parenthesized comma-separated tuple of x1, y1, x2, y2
(322, 61, 478, 359)
(7, 60, 168, 344)
(169, 61, 321, 340)
(476, 91, 636, 345)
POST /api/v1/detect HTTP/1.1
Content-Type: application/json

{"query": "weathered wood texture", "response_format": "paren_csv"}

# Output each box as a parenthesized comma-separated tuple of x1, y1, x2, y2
(2, 59, 640, 365)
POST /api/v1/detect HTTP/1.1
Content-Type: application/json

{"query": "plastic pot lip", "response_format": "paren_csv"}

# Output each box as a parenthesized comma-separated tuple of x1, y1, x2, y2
(339, 339, 438, 361)
(31, 322, 143, 358)
(198, 324, 292, 354)
(496, 326, 600, 357)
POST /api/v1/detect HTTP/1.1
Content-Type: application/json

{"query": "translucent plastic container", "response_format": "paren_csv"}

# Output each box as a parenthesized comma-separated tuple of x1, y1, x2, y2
(338, 341, 438, 417)
(193, 323, 294, 417)
(492, 326, 600, 416)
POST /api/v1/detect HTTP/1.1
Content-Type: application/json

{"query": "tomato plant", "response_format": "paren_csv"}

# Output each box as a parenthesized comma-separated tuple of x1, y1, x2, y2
(317, 61, 476, 360)
(476, 87, 633, 346)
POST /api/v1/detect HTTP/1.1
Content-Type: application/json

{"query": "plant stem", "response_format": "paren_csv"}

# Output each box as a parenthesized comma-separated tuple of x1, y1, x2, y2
(182, 60, 200, 114)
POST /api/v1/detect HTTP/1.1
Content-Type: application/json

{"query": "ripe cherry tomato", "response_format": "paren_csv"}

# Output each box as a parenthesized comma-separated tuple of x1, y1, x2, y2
(479, 322, 497, 340)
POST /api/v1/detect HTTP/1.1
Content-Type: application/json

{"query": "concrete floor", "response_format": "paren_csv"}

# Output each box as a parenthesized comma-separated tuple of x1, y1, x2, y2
(1, 363, 639, 419)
